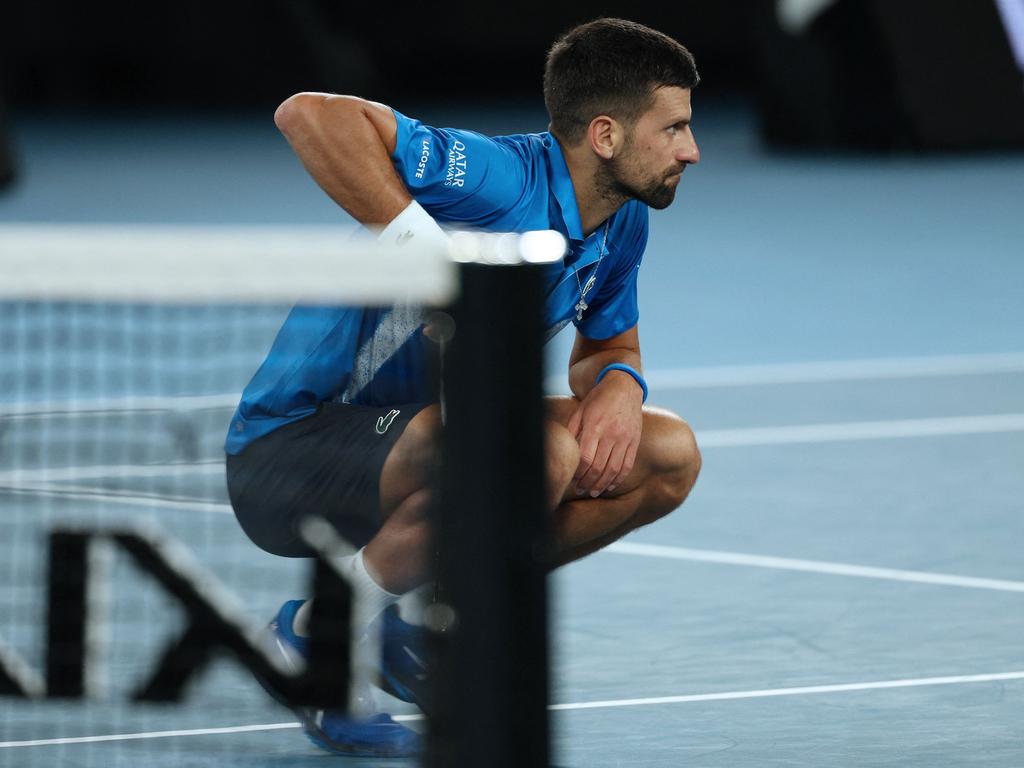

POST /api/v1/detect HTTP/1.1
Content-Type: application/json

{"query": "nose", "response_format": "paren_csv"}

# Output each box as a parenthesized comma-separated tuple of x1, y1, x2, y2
(677, 129, 700, 165)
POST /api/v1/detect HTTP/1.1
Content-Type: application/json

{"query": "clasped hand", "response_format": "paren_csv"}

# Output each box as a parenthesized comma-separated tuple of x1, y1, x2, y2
(566, 372, 644, 498)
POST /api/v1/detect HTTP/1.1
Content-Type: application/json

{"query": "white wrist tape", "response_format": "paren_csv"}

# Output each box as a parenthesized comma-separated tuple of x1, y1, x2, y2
(378, 200, 449, 252)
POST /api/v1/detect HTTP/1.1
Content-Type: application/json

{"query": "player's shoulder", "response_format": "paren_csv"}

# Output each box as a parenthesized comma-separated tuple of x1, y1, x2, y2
(490, 131, 554, 162)
(391, 108, 548, 184)
(394, 107, 538, 152)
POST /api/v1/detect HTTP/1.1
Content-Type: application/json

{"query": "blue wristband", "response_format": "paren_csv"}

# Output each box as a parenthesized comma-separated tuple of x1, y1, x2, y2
(595, 363, 648, 403)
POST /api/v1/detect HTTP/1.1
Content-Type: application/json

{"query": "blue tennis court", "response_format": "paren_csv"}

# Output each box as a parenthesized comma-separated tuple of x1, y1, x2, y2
(2, 102, 1023, 766)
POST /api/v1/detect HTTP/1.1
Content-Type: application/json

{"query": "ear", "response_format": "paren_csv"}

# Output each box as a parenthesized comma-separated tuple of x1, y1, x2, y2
(587, 115, 624, 160)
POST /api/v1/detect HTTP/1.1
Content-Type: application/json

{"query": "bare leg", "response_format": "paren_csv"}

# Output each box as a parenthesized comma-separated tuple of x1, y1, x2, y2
(364, 404, 581, 591)
(359, 396, 700, 590)
(543, 397, 701, 566)
(363, 488, 432, 594)
(363, 405, 442, 593)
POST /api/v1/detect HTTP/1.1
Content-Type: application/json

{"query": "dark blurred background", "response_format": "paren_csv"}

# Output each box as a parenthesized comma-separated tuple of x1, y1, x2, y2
(2, 0, 1024, 160)
(0, 2, 753, 108)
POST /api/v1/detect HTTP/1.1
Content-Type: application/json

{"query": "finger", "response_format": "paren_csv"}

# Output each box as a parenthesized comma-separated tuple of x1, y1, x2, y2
(609, 439, 639, 493)
(595, 441, 628, 496)
(580, 439, 613, 495)
(573, 431, 599, 489)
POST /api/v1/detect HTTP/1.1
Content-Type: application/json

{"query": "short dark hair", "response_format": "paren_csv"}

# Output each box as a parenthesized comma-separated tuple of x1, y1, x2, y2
(544, 18, 699, 143)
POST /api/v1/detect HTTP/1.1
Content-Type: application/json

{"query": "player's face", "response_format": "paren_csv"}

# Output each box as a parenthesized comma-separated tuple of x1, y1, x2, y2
(610, 87, 699, 209)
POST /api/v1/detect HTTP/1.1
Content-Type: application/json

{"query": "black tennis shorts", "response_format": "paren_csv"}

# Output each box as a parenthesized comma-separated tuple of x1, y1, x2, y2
(226, 402, 428, 557)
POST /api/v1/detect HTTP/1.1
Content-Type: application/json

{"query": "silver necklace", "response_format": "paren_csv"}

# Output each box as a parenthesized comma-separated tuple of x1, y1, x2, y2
(573, 220, 610, 322)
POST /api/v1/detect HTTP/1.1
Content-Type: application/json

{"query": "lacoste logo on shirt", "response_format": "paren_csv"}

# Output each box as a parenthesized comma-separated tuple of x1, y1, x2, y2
(415, 139, 430, 179)
(395, 231, 415, 246)
(375, 409, 401, 434)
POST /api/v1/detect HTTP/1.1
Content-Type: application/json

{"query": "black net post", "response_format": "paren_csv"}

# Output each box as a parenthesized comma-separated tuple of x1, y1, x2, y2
(429, 262, 550, 768)
(0, 86, 14, 191)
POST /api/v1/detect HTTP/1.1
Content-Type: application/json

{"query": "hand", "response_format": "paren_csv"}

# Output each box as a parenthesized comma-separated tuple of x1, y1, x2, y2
(566, 371, 644, 498)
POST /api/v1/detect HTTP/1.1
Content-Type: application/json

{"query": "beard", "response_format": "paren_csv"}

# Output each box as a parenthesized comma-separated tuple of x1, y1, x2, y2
(596, 153, 680, 211)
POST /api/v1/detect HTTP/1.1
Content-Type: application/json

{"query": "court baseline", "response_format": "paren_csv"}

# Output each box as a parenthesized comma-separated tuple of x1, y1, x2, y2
(4, 671, 1023, 749)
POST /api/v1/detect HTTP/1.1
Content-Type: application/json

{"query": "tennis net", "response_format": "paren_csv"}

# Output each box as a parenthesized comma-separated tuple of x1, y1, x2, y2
(0, 223, 561, 768)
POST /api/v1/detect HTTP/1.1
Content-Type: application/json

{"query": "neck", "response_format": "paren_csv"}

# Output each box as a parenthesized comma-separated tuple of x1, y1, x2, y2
(559, 136, 629, 237)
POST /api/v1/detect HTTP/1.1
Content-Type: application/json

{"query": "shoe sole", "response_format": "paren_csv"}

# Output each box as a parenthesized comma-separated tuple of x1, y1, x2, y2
(297, 708, 421, 758)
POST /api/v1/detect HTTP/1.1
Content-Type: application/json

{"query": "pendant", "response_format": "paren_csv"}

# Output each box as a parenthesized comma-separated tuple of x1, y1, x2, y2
(575, 298, 588, 321)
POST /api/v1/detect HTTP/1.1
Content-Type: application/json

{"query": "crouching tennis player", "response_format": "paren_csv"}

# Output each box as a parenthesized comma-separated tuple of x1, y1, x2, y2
(226, 17, 702, 757)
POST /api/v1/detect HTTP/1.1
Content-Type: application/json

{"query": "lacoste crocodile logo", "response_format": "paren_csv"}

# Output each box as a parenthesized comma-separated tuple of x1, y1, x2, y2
(375, 409, 401, 434)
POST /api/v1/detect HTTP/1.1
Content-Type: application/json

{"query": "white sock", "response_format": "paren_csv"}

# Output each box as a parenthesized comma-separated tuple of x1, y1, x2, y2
(293, 548, 400, 636)
(340, 548, 401, 631)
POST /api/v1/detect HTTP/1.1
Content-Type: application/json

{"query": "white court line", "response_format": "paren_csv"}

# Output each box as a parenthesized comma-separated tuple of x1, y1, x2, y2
(12, 484, 1024, 595)
(546, 352, 1024, 393)
(13, 477, 1022, 595)
(606, 542, 1024, 594)
(0, 484, 232, 515)
(0, 722, 303, 748)
(0, 393, 237, 418)
(4, 353, 1023, 418)
(0, 461, 224, 485)
(4, 411, 1024, 492)
(698, 413, 1024, 447)
(4, 671, 1024, 748)
(547, 671, 1024, 711)
(644, 352, 1024, 389)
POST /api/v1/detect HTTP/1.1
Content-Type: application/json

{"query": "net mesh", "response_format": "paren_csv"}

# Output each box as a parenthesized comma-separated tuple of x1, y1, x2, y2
(1, 303, 310, 765)
(0, 225, 452, 765)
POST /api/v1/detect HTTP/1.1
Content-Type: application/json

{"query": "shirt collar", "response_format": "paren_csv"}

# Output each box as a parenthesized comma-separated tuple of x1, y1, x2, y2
(544, 134, 585, 244)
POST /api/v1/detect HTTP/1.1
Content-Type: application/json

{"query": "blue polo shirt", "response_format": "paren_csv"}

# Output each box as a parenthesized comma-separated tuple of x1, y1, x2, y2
(224, 108, 648, 455)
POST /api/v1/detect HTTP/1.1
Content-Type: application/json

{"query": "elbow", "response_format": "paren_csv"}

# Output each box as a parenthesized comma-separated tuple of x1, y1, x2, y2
(274, 92, 320, 136)
(274, 92, 368, 139)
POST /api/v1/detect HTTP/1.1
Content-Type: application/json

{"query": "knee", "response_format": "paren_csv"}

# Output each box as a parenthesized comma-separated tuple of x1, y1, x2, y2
(640, 415, 701, 524)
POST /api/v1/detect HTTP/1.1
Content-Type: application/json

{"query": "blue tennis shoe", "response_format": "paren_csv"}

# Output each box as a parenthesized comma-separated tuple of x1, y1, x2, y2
(379, 605, 432, 713)
(261, 599, 422, 758)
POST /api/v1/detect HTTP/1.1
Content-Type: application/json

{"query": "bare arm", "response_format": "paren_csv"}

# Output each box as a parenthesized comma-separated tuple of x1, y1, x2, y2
(568, 325, 643, 400)
(273, 92, 411, 226)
